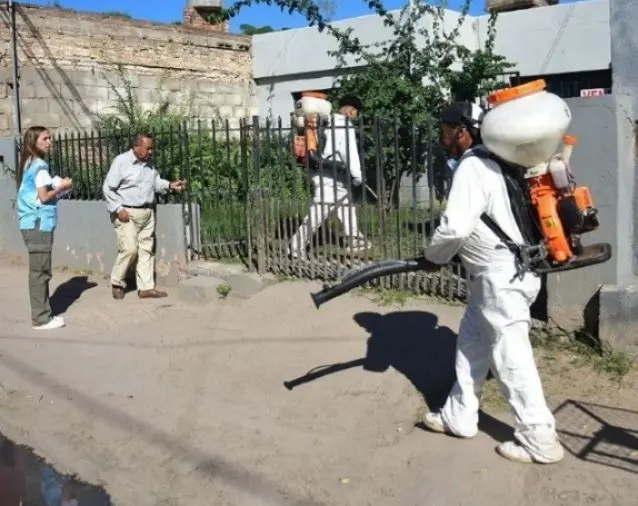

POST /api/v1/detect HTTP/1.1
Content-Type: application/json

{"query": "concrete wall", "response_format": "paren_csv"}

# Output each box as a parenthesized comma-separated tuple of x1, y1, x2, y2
(252, 0, 611, 120)
(0, 139, 190, 287)
(252, 9, 475, 81)
(609, 0, 638, 277)
(475, 0, 610, 77)
(0, 4, 257, 135)
(610, 0, 638, 113)
(546, 95, 636, 333)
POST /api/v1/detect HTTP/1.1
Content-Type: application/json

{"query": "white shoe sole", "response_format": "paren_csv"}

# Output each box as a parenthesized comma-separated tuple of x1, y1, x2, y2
(423, 417, 446, 434)
(33, 316, 66, 330)
(496, 441, 563, 464)
(496, 443, 534, 463)
(422, 413, 477, 439)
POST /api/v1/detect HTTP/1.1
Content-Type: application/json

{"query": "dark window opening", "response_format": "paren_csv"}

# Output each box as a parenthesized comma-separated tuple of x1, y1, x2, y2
(519, 69, 612, 98)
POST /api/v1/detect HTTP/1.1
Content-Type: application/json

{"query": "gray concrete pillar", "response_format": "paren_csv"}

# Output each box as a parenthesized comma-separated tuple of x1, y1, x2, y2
(610, 0, 638, 114)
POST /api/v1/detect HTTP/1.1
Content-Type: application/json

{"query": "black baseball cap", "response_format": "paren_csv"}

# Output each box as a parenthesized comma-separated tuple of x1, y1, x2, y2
(338, 94, 364, 111)
(440, 101, 484, 129)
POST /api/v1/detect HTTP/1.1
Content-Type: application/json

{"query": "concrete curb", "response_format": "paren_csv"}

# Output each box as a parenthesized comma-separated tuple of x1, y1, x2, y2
(179, 261, 277, 303)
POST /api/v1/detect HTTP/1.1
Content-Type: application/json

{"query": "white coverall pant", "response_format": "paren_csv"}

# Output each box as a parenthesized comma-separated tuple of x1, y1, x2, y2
(440, 266, 563, 463)
(288, 173, 364, 254)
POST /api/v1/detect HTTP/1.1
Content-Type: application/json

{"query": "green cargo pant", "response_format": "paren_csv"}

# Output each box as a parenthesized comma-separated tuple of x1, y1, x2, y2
(21, 228, 54, 326)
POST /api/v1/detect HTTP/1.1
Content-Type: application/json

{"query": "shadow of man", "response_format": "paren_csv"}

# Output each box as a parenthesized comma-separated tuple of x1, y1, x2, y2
(355, 311, 458, 411)
(283, 310, 457, 411)
(50, 275, 98, 315)
(283, 309, 513, 442)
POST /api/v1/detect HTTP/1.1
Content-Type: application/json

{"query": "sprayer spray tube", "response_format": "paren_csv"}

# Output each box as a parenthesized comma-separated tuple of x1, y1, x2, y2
(310, 256, 442, 308)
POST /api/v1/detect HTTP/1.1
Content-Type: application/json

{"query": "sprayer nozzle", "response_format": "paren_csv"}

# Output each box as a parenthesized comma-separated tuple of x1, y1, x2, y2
(310, 292, 321, 309)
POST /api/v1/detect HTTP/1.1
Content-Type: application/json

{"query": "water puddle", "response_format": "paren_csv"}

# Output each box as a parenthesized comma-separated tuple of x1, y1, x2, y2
(1, 432, 111, 505)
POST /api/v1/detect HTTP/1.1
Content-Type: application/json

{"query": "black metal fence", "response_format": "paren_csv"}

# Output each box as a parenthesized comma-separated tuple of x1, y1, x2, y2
(46, 115, 469, 301)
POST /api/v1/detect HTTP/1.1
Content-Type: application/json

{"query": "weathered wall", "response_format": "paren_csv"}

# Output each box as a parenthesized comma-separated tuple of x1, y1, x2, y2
(609, 0, 638, 275)
(0, 4, 257, 135)
(0, 138, 191, 287)
(546, 95, 636, 335)
(610, 0, 638, 114)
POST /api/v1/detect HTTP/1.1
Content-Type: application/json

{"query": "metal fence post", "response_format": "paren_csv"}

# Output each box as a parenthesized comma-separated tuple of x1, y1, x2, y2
(239, 118, 252, 269)
(252, 116, 266, 275)
(9, 0, 21, 142)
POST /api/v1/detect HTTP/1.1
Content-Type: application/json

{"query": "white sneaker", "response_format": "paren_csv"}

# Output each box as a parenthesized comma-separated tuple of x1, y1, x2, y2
(422, 411, 477, 439)
(33, 316, 66, 330)
(496, 441, 534, 463)
(496, 440, 564, 464)
(423, 412, 447, 433)
(346, 238, 372, 253)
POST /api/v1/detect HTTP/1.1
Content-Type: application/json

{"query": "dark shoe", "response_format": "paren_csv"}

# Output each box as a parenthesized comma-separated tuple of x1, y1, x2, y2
(112, 286, 125, 300)
(138, 289, 167, 299)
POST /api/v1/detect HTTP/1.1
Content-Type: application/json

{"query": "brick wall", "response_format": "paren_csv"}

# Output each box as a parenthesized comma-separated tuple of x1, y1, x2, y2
(0, 4, 255, 135)
(183, 7, 229, 33)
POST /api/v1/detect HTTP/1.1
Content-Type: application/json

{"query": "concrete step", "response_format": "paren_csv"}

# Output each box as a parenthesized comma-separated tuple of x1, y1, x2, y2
(180, 261, 277, 302)
(179, 276, 227, 304)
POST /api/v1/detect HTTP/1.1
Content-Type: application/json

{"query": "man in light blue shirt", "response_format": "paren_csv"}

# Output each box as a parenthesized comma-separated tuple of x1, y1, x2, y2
(103, 132, 186, 299)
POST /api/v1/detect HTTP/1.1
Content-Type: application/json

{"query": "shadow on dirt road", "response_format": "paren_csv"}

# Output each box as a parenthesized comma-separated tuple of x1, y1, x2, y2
(283, 310, 519, 444)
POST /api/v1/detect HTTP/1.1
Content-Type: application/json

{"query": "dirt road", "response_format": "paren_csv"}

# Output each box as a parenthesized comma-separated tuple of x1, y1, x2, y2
(0, 262, 636, 505)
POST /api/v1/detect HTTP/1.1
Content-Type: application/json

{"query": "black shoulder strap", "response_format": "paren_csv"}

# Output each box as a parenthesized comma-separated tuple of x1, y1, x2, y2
(461, 147, 552, 277)
(460, 147, 539, 247)
(480, 212, 515, 246)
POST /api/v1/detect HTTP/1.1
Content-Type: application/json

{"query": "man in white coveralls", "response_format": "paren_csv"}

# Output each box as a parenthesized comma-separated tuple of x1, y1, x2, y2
(288, 95, 372, 259)
(421, 101, 564, 464)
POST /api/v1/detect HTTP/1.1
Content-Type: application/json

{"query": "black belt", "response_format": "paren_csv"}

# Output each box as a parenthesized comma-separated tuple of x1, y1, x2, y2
(123, 203, 152, 209)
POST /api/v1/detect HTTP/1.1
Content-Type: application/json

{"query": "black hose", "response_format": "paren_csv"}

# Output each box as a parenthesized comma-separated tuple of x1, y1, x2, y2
(310, 256, 441, 308)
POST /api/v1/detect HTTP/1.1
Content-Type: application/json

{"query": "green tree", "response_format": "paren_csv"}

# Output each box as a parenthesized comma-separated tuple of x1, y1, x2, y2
(217, 0, 513, 205)
(240, 23, 275, 34)
(300, 0, 337, 19)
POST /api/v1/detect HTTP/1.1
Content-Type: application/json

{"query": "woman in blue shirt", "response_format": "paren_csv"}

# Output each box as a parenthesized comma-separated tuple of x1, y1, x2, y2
(16, 126, 72, 330)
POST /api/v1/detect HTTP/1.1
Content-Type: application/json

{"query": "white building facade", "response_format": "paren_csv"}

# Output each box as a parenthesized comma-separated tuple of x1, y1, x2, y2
(251, 0, 611, 120)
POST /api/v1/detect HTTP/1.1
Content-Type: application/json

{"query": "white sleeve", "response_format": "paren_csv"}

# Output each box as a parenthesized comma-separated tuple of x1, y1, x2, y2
(321, 118, 336, 160)
(424, 157, 490, 264)
(345, 121, 361, 179)
(34, 169, 53, 189)
(102, 157, 124, 214)
(154, 170, 170, 193)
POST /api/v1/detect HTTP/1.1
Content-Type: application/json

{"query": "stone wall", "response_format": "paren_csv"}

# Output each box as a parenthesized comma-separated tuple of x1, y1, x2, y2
(183, 7, 229, 33)
(0, 4, 256, 135)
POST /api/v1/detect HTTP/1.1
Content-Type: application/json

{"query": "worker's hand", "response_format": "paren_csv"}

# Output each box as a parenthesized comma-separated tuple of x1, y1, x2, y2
(352, 176, 362, 187)
(117, 208, 130, 223)
(170, 179, 187, 191)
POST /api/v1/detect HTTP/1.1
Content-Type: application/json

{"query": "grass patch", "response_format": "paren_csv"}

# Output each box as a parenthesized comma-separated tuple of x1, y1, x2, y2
(354, 283, 465, 308)
(358, 286, 415, 307)
(216, 283, 232, 299)
(480, 381, 509, 413)
(530, 324, 635, 382)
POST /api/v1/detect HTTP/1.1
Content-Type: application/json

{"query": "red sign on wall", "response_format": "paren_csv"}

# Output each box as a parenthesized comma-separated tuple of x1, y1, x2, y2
(580, 88, 605, 97)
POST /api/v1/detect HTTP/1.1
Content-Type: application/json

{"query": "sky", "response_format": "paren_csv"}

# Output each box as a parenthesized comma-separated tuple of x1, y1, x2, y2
(27, 0, 587, 33)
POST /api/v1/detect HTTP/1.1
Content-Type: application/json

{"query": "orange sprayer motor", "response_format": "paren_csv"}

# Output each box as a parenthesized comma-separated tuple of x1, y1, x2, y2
(525, 135, 600, 265)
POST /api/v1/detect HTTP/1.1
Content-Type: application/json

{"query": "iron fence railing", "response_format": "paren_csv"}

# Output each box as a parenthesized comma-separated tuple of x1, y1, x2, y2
(45, 115, 469, 301)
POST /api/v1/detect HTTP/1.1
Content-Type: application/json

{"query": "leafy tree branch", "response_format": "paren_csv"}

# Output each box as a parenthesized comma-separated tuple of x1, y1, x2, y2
(217, 0, 514, 205)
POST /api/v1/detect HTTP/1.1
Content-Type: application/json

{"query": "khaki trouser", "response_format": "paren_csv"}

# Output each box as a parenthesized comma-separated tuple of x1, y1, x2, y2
(21, 228, 54, 326)
(110, 208, 155, 291)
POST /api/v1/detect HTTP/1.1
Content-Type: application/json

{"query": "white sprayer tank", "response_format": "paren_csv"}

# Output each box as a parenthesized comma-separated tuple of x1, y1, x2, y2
(480, 80, 572, 168)
(293, 92, 332, 128)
